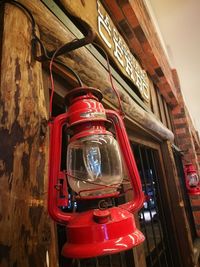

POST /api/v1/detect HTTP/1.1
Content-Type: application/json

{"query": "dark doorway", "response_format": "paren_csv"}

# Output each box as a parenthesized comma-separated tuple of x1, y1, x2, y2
(133, 144, 179, 267)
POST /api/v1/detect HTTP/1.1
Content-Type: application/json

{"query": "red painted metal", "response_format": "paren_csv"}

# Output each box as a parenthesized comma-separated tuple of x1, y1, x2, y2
(106, 109, 144, 212)
(66, 87, 109, 128)
(48, 86, 145, 257)
(185, 163, 200, 195)
(48, 113, 75, 223)
(62, 207, 145, 259)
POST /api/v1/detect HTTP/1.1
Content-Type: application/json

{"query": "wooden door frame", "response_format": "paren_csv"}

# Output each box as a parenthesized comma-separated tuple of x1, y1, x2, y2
(160, 141, 195, 267)
(128, 131, 195, 267)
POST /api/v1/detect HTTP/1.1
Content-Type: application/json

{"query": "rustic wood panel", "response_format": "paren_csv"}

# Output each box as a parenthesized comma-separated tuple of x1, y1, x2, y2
(15, 0, 174, 142)
(59, 0, 151, 103)
(163, 101, 173, 132)
(154, 147, 184, 267)
(0, 4, 58, 267)
(149, 80, 160, 120)
(156, 89, 168, 127)
(161, 141, 195, 267)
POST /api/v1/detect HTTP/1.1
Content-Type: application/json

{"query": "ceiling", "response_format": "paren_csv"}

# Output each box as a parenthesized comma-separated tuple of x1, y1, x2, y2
(145, 0, 200, 133)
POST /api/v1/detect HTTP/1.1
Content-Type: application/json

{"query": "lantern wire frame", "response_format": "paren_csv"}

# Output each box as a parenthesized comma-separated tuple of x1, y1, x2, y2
(62, 170, 132, 199)
(49, 39, 132, 199)
(49, 41, 125, 119)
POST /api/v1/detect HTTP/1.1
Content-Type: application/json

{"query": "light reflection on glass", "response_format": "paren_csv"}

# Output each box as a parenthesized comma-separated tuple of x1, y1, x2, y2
(84, 146, 101, 179)
(67, 134, 123, 196)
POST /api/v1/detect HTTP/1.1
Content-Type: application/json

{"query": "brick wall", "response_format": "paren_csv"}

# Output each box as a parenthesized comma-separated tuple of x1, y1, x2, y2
(103, 0, 200, 242)
(103, 0, 200, 171)
(102, 0, 200, 165)
(171, 69, 200, 238)
(102, 0, 178, 106)
(171, 69, 200, 170)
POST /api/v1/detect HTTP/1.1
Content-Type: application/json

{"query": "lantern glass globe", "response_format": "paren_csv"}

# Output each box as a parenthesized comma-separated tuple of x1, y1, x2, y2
(67, 134, 123, 196)
(188, 173, 199, 187)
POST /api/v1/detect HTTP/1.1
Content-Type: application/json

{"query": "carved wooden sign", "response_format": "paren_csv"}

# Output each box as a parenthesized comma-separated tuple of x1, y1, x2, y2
(60, 0, 150, 102)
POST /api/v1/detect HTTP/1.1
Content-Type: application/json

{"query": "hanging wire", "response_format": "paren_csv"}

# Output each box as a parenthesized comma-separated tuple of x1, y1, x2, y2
(3, 0, 125, 119)
(49, 42, 83, 118)
(1, 0, 37, 37)
(64, 171, 121, 190)
(49, 46, 64, 118)
(49, 41, 125, 118)
(63, 171, 133, 199)
(53, 59, 83, 87)
(0, 0, 83, 119)
(92, 42, 125, 118)
(5, 0, 129, 201)
(49, 57, 83, 118)
(7, 0, 124, 119)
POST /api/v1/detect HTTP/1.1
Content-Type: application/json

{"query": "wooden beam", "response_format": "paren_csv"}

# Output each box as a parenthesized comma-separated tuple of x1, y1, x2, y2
(17, 0, 174, 142)
(0, 4, 58, 267)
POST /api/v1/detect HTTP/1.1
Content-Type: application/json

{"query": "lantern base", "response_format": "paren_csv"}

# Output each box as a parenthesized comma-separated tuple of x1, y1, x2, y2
(188, 187, 200, 195)
(62, 207, 145, 259)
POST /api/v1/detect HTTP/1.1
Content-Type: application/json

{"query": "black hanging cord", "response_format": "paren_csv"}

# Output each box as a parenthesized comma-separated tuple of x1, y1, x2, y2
(0, 0, 83, 87)
(92, 42, 125, 118)
(1, 1, 122, 111)
(53, 59, 83, 87)
(0, 0, 49, 59)
(0, 0, 37, 36)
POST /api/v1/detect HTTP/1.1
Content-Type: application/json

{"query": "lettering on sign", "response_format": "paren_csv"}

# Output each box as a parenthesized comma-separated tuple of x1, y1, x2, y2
(97, 1, 150, 102)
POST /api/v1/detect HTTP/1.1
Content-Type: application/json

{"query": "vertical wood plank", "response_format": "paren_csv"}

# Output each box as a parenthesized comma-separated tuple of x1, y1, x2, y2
(11, 0, 174, 142)
(133, 217, 147, 267)
(161, 141, 195, 267)
(154, 148, 183, 266)
(0, 4, 58, 267)
(149, 80, 160, 120)
(156, 90, 167, 127)
(163, 100, 173, 131)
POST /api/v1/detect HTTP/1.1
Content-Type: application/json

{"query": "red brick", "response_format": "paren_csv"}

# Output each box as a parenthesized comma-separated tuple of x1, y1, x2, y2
(175, 128, 187, 135)
(147, 55, 159, 69)
(103, 1, 124, 21)
(190, 197, 200, 207)
(123, 4, 139, 28)
(173, 118, 187, 125)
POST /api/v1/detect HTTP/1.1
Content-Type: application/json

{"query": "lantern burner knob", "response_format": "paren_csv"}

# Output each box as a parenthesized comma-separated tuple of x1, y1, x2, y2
(93, 209, 111, 224)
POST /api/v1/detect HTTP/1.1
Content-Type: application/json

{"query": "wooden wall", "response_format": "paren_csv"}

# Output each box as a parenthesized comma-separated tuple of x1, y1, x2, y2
(0, 1, 193, 267)
(0, 4, 58, 267)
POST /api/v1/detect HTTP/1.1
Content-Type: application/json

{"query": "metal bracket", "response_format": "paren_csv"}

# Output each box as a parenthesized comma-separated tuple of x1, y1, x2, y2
(34, 27, 96, 62)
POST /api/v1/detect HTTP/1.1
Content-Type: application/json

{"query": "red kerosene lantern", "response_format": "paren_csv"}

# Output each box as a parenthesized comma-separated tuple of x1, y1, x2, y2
(185, 163, 200, 195)
(48, 86, 145, 259)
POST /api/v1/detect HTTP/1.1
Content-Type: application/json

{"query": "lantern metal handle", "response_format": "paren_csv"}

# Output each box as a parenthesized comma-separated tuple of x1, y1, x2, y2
(106, 109, 144, 213)
(48, 110, 144, 224)
(48, 113, 75, 224)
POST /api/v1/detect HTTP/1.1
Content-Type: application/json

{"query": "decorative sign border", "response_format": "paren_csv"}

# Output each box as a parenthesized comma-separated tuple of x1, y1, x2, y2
(97, 1, 150, 102)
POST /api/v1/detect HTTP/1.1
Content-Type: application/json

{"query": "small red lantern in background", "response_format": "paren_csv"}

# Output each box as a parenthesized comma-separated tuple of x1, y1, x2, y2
(48, 86, 145, 259)
(185, 163, 200, 195)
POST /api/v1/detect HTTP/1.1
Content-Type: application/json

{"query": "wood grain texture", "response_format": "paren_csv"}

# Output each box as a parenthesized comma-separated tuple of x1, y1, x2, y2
(60, 0, 151, 103)
(15, 0, 174, 142)
(150, 82, 160, 120)
(0, 4, 58, 267)
(161, 141, 195, 267)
